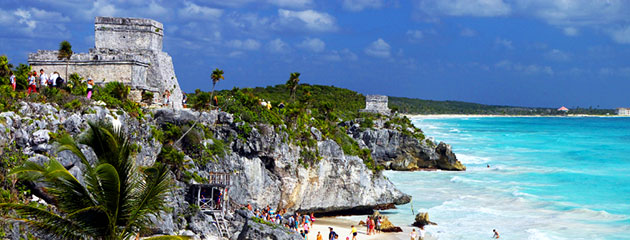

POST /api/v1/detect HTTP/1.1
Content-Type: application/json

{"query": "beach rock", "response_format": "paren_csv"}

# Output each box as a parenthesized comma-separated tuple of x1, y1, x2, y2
(413, 212, 437, 228)
(372, 211, 403, 233)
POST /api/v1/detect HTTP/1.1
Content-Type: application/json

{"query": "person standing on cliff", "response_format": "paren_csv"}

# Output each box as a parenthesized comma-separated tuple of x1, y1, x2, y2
(162, 89, 171, 108)
(9, 71, 16, 91)
(27, 72, 37, 95)
(86, 78, 94, 99)
(39, 69, 48, 89)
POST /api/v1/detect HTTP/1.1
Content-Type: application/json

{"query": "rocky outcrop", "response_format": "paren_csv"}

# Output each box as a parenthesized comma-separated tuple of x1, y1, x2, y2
(348, 120, 465, 171)
(413, 212, 437, 228)
(1, 102, 411, 239)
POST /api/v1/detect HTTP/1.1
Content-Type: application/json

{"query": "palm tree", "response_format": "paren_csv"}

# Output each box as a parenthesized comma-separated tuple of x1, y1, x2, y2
(175, 68, 224, 145)
(210, 68, 224, 102)
(286, 72, 300, 100)
(58, 41, 73, 81)
(0, 55, 13, 78)
(0, 122, 173, 239)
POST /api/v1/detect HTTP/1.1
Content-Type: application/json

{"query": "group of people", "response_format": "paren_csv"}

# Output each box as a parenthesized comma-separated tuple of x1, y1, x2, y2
(408, 226, 426, 240)
(25, 69, 63, 94)
(245, 203, 317, 240)
(8, 69, 96, 99)
(364, 215, 381, 235)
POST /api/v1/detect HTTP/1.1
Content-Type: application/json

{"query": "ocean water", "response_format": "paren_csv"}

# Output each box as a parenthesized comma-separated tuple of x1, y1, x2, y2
(381, 117, 630, 240)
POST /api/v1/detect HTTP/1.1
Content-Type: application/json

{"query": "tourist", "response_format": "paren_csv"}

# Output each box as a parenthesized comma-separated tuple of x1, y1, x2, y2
(86, 78, 94, 99)
(376, 216, 381, 233)
(162, 90, 171, 107)
(300, 230, 305, 239)
(50, 71, 60, 88)
(493, 229, 500, 239)
(303, 221, 310, 240)
(39, 69, 49, 89)
(366, 216, 371, 235)
(316, 231, 322, 240)
(350, 225, 357, 240)
(9, 71, 16, 91)
(369, 216, 376, 235)
(31, 71, 38, 91)
(419, 225, 426, 240)
(328, 227, 337, 240)
(410, 228, 418, 240)
(27, 72, 37, 95)
(310, 212, 315, 227)
(182, 92, 187, 108)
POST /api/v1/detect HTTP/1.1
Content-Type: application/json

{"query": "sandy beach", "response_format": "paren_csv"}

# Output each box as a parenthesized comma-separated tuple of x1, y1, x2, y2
(308, 217, 415, 240)
(404, 114, 622, 119)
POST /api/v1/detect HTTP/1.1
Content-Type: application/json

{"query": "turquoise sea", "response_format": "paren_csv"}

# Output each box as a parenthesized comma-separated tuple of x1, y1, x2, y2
(382, 117, 630, 240)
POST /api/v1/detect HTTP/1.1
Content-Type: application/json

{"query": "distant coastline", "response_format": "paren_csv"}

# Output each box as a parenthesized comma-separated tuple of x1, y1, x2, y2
(405, 114, 629, 119)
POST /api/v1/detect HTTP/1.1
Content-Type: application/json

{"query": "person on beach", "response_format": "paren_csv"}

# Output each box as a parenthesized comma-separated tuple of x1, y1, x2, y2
(310, 213, 315, 227)
(9, 71, 16, 91)
(350, 225, 357, 240)
(86, 78, 94, 99)
(419, 226, 426, 240)
(493, 229, 500, 239)
(369, 216, 376, 235)
(39, 69, 48, 89)
(300, 230, 305, 239)
(376, 216, 382, 234)
(328, 227, 337, 240)
(316, 231, 322, 240)
(366, 216, 371, 235)
(410, 229, 418, 240)
(27, 72, 37, 95)
(303, 221, 310, 240)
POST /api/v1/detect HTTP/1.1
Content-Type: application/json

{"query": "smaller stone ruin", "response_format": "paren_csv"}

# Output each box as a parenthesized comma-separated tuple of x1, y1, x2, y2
(361, 95, 391, 115)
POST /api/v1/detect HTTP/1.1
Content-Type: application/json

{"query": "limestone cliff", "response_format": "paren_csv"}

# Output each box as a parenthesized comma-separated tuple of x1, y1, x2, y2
(0, 102, 410, 239)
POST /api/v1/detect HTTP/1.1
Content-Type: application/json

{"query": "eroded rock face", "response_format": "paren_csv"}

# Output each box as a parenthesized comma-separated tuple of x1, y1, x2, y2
(1, 102, 412, 239)
(350, 122, 465, 171)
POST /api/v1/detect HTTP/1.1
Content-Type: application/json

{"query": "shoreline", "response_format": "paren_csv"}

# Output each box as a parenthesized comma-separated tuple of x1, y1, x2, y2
(404, 114, 627, 119)
(309, 217, 415, 240)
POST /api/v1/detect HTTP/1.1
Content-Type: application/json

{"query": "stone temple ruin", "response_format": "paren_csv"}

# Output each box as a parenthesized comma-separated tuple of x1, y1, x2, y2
(361, 95, 391, 115)
(28, 17, 182, 108)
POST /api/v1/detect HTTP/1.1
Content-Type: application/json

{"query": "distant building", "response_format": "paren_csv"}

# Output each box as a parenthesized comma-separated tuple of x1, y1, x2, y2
(617, 108, 630, 115)
(557, 106, 569, 112)
(361, 95, 391, 115)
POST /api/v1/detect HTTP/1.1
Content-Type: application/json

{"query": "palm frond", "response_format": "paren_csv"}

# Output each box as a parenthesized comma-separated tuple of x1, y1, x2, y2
(124, 163, 173, 236)
(0, 203, 87, 240)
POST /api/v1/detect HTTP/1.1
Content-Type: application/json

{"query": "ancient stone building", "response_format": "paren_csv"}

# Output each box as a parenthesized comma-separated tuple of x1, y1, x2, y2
(28, 17, 182, 108)
(361, 95, 391, 115)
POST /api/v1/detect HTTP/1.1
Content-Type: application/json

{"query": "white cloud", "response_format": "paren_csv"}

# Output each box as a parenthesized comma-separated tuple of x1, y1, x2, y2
(495, 60, 553, 75)
(205, 0, 257, 8)
(226, 39, 261, 50)
(364, 38, 391, 58)
(495, 38, 514, 49)
(179, 2, 223, 20)
(545, 49, 570, 61)
(406, 30, 423, 41)
(563, 27, 578, 36)
(323, 48, 358, 61)
(269, 0, 313, 9)
(298, 38, 325, 52)
(460, 28, 477, 37)
(146, 1, 168, 17)
(0, 8, 70, 37)
(228, 51, 245, 58)
(82, 0, 118, 20)
(609, 26, 630, 44)
(342, 0, 384, 12)
(267, 38, 291, 53)
(515, 0, 628, 27)
(276, 9, 338, 32)
(415, 0, 511, 18)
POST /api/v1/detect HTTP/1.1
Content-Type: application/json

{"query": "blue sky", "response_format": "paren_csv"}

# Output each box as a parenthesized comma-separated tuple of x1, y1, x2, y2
(1, 0, 629, 108)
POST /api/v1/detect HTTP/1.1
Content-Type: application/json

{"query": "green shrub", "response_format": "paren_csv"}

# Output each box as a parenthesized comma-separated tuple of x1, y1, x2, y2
(63, 99, 82, 111)
(141, 91, 154, 104)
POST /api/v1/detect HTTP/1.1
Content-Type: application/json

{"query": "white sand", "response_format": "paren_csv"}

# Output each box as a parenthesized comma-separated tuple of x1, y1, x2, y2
(306, 217, 412, 240)
(404, 114, 621, 119)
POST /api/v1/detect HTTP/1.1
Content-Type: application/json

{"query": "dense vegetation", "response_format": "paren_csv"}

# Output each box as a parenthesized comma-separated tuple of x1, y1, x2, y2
(389, 96, 616, 115)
